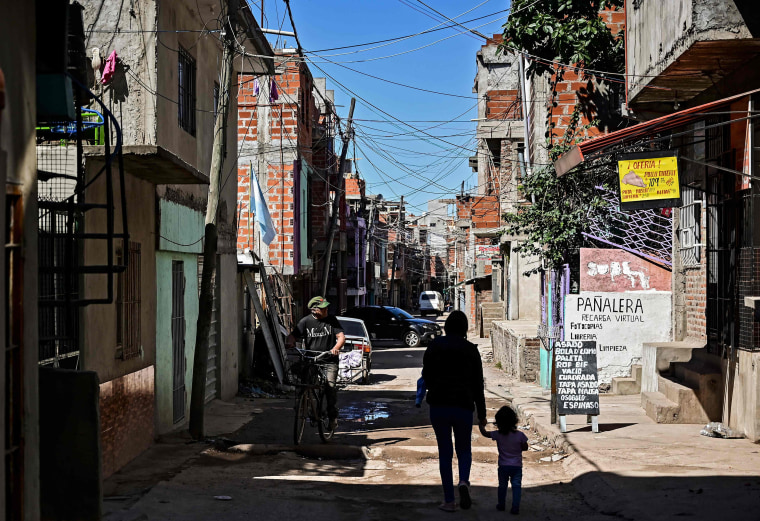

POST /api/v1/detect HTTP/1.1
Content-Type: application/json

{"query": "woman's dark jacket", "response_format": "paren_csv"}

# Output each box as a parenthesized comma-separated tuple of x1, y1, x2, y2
(422, 335, 486, 421)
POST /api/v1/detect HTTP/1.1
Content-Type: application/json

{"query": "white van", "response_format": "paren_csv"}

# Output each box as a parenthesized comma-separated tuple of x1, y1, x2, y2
(419, 291, 444, 317)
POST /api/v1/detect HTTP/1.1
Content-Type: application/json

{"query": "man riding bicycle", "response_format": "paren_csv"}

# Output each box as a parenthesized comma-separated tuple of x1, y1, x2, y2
(286, 296, 345, 431)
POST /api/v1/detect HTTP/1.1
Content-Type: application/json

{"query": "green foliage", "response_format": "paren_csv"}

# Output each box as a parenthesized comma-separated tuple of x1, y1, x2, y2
(501, 0, 624, 78)
(499, 0, 625, 272)
(503, 119, 616, 273)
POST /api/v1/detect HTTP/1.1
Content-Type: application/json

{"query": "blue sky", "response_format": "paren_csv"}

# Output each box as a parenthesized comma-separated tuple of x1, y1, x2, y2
(249, 0, 510, 215)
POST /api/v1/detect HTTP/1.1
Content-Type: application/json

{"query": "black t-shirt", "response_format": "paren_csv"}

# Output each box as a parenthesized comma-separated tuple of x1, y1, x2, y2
(292, 314, 344, 355)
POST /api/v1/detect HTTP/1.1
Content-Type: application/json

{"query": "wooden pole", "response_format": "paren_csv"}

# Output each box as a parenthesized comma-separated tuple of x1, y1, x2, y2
(189, 4, 236, 440)
(320, 98, 356, 297)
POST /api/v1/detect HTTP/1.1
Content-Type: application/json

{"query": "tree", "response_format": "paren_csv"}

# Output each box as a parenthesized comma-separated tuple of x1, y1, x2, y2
(499, 0, 625, 271)
(503, 124, 615, 272)
(501, 0, 624, 79)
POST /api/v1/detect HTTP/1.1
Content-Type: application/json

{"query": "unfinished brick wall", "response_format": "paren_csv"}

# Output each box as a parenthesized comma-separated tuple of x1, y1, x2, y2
(491, 322, 540, 383)
(236, 56, 322, 273)
(546, 6, 625, 146)
(100, 366, 155, 478)
(486, 90, 522, 120)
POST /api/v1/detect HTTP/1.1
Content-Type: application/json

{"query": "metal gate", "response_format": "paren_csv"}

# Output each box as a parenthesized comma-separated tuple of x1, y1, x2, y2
(171, 261, 186, 424)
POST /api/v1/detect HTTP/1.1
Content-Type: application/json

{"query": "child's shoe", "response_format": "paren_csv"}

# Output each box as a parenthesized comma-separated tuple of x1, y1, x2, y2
(496, 504, 506, 511)
(510, 506, 520, 515)
(438, 502, 457, 513)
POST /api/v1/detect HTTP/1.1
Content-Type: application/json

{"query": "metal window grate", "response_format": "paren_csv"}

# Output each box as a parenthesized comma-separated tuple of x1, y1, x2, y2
(178, 47, 196, 136)
(586, 186, 673, 266)
(117, 242, 142, 360)
(679, 186, 702, 267)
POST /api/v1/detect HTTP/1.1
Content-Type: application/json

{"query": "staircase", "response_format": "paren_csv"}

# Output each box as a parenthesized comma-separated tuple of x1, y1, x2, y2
(611, 364, 642, 395)
(479, 302, 505, 338)
(640, 348, 723, 424)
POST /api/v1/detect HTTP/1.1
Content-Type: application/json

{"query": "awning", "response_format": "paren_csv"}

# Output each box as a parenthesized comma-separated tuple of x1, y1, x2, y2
(554, 87, 760, 176)
(465, 274, 491, 285)
(443, 280, 467, 292)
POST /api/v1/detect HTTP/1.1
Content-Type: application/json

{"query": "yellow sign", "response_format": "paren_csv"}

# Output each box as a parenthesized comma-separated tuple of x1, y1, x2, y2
(618, 155, 679, 206)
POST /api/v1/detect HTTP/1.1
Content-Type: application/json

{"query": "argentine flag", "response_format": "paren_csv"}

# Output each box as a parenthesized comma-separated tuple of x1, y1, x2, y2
(250, 163, 277, 245)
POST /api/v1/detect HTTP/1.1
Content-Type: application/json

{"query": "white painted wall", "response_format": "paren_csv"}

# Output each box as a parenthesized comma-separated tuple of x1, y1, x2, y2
(564, 292, 672, 384)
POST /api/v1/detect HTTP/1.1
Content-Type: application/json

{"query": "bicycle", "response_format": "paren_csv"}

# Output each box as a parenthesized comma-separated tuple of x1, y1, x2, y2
(288, 349, 336, 445)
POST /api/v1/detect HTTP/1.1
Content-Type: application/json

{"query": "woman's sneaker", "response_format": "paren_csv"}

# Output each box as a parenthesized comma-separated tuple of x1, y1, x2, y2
(458, 482, 471, 510)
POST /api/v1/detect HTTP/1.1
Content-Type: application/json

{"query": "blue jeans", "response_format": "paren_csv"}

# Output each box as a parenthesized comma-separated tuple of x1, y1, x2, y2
(430, 406, 474, 503)
(497, 465, 522, 509)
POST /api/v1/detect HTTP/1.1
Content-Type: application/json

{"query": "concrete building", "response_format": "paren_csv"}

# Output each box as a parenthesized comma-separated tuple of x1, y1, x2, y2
(468, 35, 539, 339)
(35, 6, 273, 518)
(1, 2, 40, 518)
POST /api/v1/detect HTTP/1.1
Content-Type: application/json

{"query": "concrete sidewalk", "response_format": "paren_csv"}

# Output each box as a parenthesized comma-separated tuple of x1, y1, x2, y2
(474, 337, 760, 520)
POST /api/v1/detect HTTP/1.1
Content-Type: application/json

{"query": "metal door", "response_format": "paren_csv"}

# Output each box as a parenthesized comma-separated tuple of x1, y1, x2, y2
(171, 261, 186, 424)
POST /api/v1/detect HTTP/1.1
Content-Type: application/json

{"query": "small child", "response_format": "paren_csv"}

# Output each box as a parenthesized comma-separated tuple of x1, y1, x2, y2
(479, 406, 528, 515)
(415, 375, 426, 407)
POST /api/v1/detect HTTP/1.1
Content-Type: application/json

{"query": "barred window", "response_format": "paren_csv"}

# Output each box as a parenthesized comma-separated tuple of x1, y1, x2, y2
(117, 242, 142, 360)
(678, 186, 702, 267)
(178, 47, 196, 136)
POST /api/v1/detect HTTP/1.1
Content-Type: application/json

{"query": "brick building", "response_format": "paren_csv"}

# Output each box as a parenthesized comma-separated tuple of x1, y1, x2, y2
(237, 51, 342, 316)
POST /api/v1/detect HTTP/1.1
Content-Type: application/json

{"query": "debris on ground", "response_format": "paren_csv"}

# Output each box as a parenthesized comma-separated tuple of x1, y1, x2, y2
(700, 422, 743, 439)
(237, 378, 286, 399)
(213, 496, 232, 501)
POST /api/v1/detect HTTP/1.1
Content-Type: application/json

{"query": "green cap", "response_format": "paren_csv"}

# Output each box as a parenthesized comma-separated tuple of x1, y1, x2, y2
(308, 296, 330, 309)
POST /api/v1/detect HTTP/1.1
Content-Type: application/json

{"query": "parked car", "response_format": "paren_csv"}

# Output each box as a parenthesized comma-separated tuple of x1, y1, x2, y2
(419, 290, 445, 317)
(336, 316, 372, 385)
(343, 306, 442, 347)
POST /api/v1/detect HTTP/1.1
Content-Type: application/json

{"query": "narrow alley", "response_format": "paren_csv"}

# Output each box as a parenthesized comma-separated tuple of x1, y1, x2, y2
(103, 322, 606, 521)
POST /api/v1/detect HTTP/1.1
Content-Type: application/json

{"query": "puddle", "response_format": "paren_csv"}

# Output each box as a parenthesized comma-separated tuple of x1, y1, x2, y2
(340, 402, 391, 424)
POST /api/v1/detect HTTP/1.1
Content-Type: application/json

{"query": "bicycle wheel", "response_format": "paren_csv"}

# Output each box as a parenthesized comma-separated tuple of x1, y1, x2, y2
(316, 389, 335, 442)
(293, 389, 308, 445)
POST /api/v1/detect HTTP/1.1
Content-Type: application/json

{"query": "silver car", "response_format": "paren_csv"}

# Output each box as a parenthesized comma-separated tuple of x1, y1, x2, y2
(336, 316, 372, 385)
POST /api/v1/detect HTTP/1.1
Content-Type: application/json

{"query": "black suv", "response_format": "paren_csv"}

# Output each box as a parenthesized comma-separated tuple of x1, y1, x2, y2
(343, 306, 442, 347)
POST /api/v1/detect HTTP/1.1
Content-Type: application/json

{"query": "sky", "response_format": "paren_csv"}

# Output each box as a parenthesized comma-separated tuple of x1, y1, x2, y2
(247, 0, 511, 216)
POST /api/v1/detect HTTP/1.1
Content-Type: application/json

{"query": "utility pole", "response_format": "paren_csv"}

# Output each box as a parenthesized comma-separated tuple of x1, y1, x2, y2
(189, 1, 236, 440)
(320, 98, 356, 297)
(389, 195, 403, 307)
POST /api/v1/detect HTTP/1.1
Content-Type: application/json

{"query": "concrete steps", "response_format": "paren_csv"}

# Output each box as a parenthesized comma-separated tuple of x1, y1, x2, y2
(640, 344, 723, 425)
(479, 302, 504, 338)
(641, 391, 681, 423)
(611, 364, 642, 395)
(640, 374, 715, 424)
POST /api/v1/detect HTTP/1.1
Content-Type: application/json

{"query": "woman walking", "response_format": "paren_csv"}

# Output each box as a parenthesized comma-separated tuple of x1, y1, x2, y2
(422, 311, 487, 512)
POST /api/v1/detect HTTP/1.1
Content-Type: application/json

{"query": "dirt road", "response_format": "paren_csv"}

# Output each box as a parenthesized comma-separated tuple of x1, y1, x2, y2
(105, 339, 608, 520)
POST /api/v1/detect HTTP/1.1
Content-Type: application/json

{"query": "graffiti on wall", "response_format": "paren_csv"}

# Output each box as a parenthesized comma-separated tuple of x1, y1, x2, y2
(580, 248, 671, 293)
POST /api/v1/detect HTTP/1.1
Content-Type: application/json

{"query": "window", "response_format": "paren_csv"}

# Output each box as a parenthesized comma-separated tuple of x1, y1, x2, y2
(678, 186, 702, 267)
(178, 47, 196, 135)
(116, 241, 142, 360)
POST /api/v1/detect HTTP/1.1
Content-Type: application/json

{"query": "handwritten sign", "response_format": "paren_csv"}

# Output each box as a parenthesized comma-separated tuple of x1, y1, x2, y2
(564, 292, 671, 384)
(556, 340, 599, 416)
(617, 150, 681, 210)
